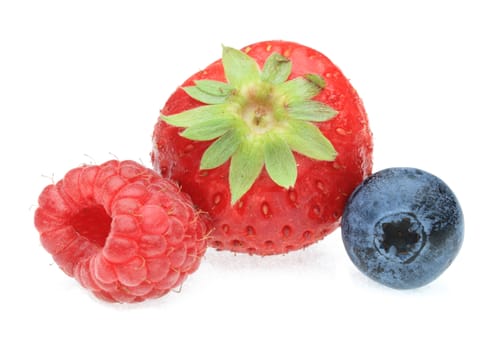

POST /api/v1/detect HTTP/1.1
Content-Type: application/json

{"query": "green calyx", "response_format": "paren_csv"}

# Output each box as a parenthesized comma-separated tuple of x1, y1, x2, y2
(163, 45, 338, 204)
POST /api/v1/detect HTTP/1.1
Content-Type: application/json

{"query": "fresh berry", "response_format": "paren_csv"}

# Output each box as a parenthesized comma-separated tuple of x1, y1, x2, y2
(152, 40, 373, 255)
(341, 167, 464, 289)
(34, 160, 209, 303)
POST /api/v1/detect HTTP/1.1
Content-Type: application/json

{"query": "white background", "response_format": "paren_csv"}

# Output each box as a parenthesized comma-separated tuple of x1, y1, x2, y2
(1, 1, 494, 349)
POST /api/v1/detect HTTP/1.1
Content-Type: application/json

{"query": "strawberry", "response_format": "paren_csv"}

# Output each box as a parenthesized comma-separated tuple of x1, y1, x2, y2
(152, 40, 373, 255)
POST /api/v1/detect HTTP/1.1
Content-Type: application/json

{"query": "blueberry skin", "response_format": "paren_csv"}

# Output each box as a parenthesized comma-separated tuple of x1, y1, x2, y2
(341, 167, 464, 289)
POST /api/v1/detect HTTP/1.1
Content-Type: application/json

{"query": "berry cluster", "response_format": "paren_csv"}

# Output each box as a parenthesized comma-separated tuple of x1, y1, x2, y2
(34, 41, 463, 303)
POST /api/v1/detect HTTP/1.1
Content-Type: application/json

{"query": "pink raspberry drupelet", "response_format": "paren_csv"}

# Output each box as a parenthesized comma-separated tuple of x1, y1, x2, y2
(34, 160, 209, 303)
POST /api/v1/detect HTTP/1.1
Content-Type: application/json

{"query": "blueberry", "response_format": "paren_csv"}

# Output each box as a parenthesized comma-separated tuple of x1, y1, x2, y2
(341, 167, 464, 289)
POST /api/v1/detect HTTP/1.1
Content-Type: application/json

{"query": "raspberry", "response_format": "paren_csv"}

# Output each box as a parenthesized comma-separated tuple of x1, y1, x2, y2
(34, 160, 209, 303)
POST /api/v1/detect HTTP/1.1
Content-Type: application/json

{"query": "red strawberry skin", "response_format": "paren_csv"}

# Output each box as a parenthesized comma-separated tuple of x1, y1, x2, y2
(34, 160, 209, 303)
(152, 41, 373, 255)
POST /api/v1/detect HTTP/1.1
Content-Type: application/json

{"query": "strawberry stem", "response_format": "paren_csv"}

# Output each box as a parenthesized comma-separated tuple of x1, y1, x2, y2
(163, 45, 338, 204)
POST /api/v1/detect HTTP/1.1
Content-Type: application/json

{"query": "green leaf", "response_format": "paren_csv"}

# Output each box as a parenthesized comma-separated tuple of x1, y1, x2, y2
(276, 75, 323, 103)
(304, 73, 326, 89)
(229, 140, 264, 204)
(200, 129, 243, 169)
(163, 104, 234, 128)
(261, 53, 292, 85)
(180, 117, 236, 141)
(222, 46, 261, 88)
(286, 120, 337, 161)
(287, 100, 338, 122)
(263, 134, 297, 188)
(183, 79, 234, 105)
(195, 79, 234, 96)
(183, 86, 229, 105)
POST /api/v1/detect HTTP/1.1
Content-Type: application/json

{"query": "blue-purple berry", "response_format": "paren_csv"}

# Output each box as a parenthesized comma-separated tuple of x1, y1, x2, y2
(341, 167, 464, 289)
